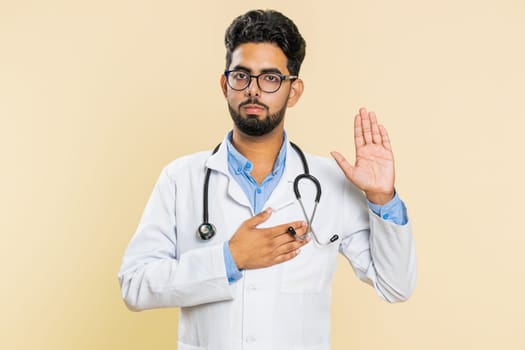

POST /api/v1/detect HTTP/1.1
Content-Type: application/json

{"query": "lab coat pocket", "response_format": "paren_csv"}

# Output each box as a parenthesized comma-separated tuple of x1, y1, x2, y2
(281, 241, 328, 294)
(280, 190, 340, 293)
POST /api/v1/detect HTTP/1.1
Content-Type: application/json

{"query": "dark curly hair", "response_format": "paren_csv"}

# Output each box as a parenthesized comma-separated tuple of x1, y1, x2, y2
(224, 9, 306, 76)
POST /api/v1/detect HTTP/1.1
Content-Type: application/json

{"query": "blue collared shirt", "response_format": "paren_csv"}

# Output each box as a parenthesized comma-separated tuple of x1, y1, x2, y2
(222, 132, 408, 283)
(226, 132, 287, 214)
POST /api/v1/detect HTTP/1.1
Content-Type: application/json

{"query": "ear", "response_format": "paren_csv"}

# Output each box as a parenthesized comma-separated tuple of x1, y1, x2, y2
(220, 74, 228, 98)
(286, 78, 304, 108)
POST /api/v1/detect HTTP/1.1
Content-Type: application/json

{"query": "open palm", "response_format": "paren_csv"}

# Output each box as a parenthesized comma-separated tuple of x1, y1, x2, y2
(331, 108, 395, 205)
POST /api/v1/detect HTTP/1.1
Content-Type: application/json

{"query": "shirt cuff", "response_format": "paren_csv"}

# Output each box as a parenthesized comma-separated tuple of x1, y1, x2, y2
(223, 241, 243, 284)
(367, 191, 409, 225)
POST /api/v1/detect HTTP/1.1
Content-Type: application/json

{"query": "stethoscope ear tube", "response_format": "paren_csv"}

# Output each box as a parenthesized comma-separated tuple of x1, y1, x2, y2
(290, 142, 321, 202)
(293, 174, 321, 202)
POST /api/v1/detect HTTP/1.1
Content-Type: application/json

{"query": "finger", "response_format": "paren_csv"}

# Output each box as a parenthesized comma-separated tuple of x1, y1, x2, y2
(354, 114, 365, 147)
(274, 224, 310, 246)
(330, 151, 354, 180)
(273, 248, 301, 264)
(369, 111, 382, 144)
(274, 234, 310, 253)
(267, 220, 307, 237)
(379, 124, 392, 151)
(360, 107, 373, 144)
(290, 222, 309, 237)
(247, 207, 273, 228)
(273, 239, 307, 257)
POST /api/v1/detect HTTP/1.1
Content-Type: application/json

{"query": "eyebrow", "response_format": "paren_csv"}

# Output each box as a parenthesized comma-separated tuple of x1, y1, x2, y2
(231, 65, 283, 75)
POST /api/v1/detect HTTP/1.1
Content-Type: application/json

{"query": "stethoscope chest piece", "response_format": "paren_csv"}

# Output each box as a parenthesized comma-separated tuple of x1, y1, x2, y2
(197, 223, 216, 240)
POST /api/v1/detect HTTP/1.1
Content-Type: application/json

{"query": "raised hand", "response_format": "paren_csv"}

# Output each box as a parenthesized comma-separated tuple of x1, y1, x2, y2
(331, 107, 395, 205)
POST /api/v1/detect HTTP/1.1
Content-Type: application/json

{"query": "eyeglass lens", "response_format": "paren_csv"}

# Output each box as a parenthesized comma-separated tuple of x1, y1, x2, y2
(227, 71, 282, 93)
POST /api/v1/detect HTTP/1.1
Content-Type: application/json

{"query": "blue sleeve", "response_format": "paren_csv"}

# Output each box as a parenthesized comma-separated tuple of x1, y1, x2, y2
(223, 242, 243, 284)
(367, 191, 409, 225)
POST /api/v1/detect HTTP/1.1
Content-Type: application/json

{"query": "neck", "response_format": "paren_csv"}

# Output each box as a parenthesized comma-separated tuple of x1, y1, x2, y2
(231, 127, 285, 183)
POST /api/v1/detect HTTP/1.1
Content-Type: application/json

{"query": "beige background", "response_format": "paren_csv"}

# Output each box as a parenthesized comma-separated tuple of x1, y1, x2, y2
(1, 0, 524, 349)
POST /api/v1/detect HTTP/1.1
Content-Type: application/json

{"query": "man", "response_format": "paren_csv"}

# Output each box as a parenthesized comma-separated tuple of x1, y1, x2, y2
(119, 9, 416, 350)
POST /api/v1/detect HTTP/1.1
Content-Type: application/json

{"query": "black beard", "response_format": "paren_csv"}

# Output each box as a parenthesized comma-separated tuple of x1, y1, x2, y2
(228, 98, 287, 136)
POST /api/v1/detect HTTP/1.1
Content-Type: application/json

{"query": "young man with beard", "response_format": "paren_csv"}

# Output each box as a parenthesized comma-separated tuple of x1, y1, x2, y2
(119, 9, 416, 350)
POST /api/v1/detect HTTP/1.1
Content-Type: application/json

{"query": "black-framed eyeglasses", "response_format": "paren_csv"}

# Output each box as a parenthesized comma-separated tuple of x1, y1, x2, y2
(224, 70, 298, 93)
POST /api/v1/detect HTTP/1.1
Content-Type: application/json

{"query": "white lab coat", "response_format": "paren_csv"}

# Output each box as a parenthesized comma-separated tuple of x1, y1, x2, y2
(118, 136, 416, 350)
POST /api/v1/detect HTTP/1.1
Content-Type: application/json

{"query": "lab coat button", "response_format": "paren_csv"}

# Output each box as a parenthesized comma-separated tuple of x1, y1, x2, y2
(247, 283, 256, 290)
(246, 336, 256, 343)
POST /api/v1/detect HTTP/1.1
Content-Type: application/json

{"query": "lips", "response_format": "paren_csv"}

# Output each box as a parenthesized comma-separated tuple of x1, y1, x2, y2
(239, 99, 269, 115)
(243, 104, 265, 114)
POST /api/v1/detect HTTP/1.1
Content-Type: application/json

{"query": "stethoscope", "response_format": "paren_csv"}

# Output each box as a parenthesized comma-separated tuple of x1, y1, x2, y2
(197, 142, 339, 246)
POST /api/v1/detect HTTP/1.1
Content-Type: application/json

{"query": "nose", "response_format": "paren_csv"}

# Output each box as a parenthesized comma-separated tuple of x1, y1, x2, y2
(245, 76, 261, 97)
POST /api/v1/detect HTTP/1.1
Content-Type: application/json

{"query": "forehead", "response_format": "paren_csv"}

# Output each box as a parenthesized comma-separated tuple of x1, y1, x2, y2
(229, 42, 288, 73)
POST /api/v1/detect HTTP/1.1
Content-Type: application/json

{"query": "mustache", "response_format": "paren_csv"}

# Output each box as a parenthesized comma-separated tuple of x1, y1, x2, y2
(239, 98, 269, 110)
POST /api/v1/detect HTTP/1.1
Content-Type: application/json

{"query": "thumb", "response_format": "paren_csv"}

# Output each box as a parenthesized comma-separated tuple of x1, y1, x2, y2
(247, 207, 273, 227)
(330, 151, 355, 181)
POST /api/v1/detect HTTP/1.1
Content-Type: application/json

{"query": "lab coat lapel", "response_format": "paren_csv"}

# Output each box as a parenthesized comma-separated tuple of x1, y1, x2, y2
(204, 138, 251, 210)
(265, 141, 301, 212)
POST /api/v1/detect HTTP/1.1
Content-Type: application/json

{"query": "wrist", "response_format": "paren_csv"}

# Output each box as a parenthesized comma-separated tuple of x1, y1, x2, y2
(366, 190, 394, 206)
(228, 240, 245, 270)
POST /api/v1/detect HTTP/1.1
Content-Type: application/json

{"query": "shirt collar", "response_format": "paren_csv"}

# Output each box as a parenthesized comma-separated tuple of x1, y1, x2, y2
(226, 130, 288, 176)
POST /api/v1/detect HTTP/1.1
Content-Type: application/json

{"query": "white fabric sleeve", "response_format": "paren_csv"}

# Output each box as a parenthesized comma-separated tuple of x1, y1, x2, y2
(339, 181, 416, 303)
(117, 168, 233, 311)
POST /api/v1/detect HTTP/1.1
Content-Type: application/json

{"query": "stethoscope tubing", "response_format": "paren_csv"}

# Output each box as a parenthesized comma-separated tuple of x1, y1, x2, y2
(198, 141, 338, 245)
